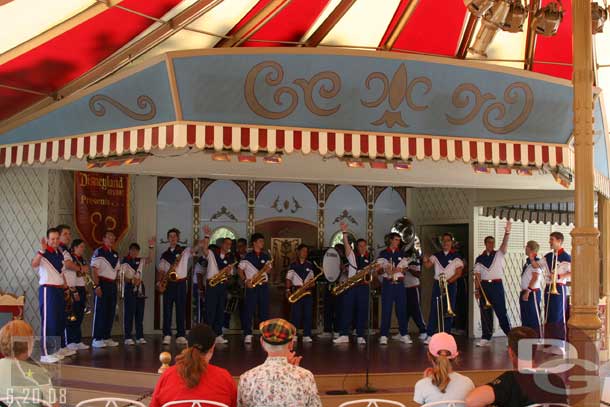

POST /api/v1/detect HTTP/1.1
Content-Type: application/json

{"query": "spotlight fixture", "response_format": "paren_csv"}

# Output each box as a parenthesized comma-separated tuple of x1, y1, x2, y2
(473, 164, 491, 174)
(263, 154, 283, 164)
(516, 167, 533, 176)
(346, 159, 365, 169)
(494, 166, 512, 175)
(393, 161, 412, 170)
(86, 153, 149, 169)
(370, 160, 388, 169)
(502, 0, 528, 32)
(464, 0, 496, 17)
(533, 1, 563, 36)
(211, 152, 231, 161)
(237, 154, 256, 163)
(469, 0, 511, 57)
(592, 2, 608, 34)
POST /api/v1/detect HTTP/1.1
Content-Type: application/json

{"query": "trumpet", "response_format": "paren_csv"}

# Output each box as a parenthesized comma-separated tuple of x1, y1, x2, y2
(475, 275, 493, 309)
(289, 272, 324, 303)
(251, 259, 274, 288)
(332, 262, 376, 296)
(209, 262, 237, 287)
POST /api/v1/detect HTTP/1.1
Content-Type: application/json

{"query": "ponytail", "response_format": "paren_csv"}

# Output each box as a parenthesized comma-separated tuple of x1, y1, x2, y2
(176, 347, 208, 388)
(430, 351, 453, 393)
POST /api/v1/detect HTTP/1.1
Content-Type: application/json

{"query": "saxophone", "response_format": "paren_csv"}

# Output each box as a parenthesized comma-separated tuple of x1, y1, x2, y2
(288, 272, 324, 303)
(157, 252, 181, 294)
(251, 259, 274, 287)
(331, 261, 377, 296)
(209, 262, 238, 287)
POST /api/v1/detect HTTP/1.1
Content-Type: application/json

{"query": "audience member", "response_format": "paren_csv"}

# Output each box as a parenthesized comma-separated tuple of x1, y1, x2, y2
(238, 318, 321, 407)
(465, 326, 567, 407)
(414, 332, 474, 405)
(0, 320, 58, 407)
(150, 324, 236, 407)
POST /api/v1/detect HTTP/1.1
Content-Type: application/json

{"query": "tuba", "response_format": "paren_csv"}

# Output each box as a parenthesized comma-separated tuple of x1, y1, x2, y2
(390, 217, 417, 252)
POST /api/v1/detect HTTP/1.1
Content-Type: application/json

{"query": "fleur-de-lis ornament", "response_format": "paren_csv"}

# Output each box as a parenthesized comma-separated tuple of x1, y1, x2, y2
(361, 64, 432, 128)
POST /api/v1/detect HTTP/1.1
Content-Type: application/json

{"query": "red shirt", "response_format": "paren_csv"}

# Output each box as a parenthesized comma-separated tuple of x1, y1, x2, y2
(150, 364, 237, 407)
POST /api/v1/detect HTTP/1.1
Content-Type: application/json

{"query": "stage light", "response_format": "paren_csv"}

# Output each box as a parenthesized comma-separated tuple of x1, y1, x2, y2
(212, 152, 231, 161)
(346, 159, 365, 168)
(464, 0, 496, 17)
(86, 153, 149, 169)
(473, 164, 491, 174)
(494, 166, 512, 175)
(469, 0, 511, 57)
(516, 167, 533, 176)
(502, 0, 527, 32)
(263, 154, 283, 164)
(237, 154, 256, 163)
(393, 161, 412, 170)
(592, 2, 608, 34)
(370, 160, 388, 169)
(533, 1, 563, 36)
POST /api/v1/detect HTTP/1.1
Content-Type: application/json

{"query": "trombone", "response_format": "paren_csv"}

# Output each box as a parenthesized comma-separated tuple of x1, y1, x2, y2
(437, 273, 456, 333)
(474, 274, 493, 309)
(544, 250, 561, 325)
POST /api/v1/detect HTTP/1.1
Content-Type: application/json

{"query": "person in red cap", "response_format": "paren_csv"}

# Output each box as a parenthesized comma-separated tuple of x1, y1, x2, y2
(150, 324, 237, 407)
(237, 318, 321, 407)
(414, 332, 474, 405)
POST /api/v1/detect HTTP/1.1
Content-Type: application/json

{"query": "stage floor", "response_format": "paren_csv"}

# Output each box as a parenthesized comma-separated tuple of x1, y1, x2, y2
(62, 334, 512, 376)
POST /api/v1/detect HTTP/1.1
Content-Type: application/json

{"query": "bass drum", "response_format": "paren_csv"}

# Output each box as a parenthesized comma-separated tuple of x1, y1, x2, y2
(321, 247, 342, 283)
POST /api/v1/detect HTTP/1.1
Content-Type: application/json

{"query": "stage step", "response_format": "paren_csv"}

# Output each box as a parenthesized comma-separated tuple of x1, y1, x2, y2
(58, 365, 503, 406)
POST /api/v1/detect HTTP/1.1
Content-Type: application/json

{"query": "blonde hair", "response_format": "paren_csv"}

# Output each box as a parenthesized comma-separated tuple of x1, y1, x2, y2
(0, 320, 34, 357)
(526, 240, 540, 253)
(429, 351, 455, 393)
(176, 347, 208, 389)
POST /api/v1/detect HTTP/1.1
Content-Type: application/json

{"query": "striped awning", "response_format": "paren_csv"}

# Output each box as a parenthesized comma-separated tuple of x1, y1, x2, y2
(0, 122, 574, 170)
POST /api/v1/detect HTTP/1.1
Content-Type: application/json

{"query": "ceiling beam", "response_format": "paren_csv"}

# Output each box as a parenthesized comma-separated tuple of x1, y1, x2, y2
(0, 0, 224, 135)
(302, 0, 356, 47)
(523, 0, 541, 70)
(215, 0, 292, 47)
(0, 0, 124, 66)
(380, 0, 420, 51)
(456, 13, 477, 59)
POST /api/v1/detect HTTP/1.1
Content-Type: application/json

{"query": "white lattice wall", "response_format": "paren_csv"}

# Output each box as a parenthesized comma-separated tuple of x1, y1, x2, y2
(472, 214, 574, 338)
(410, 188, 475, 225)
(0, 168, 49, 332)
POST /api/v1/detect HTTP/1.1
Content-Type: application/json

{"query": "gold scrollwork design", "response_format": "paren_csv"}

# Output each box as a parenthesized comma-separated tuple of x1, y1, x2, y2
(360, 72, 389, 108)
(89, 94, 156, 121)
(406, 76, 432, 112)
(445, 82, 533, 134)
(244, 61, 298, 120)
(293, 71, 341, 116)
(245, 61, 341, 119)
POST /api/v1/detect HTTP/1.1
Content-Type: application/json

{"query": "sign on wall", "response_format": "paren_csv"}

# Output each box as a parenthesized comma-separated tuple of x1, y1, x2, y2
(74, 171, 130, 249)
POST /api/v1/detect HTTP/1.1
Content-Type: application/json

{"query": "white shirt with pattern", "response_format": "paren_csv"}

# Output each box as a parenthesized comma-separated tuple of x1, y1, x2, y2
(237, 356, 322, 407)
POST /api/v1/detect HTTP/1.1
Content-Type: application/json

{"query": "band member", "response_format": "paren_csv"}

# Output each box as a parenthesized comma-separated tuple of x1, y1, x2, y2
(520, 240, 543, 337)
(334, 223, 374, 345)
(193, 254, 208, 324)
(158, 228, 200, 346)
(540, 232, 571, 342)
(91, 230, 121, 348)
(201, 226, 234, 344)
(286, 244, 315, 343)
(377, 232, 410, 345)
(422, 233, 464, 342)
(32, 228, 65, 364)
(473, 222, 512, 347)
(236, 238, 248, 261)
(402, 252, 427, 341)
(238, 233, 272, 344)
(121, 239, 155, 345)
(65, 239, 89, 351)
(56, 224, 79, 355)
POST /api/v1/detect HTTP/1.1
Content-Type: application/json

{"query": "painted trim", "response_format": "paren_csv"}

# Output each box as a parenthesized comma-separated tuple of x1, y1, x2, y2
(165, 55, 183, 121)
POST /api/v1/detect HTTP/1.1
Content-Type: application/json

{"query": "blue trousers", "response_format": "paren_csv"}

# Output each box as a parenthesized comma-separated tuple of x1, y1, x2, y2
(290, 294, 313, 337)
(479, 281, 511, 340)
(427, 280, 457, 336)
(65, 286, 86, 344)
(124, 283, 145, 340)
(324, 285, 342, 333)
(340, 285, 369, 337)
(544, 284, 567, 341)
(193, 283, 204, 324)
(93, 280, 117, 340)
(520, 289, 542, 337)
(405, 286, 426, 334)
(205, 283, 227, 336)
(380, 280, 407, 337)
(39, 286, 65, 356)
(243, 284, 269, 335)
(163, 280, 187, 337)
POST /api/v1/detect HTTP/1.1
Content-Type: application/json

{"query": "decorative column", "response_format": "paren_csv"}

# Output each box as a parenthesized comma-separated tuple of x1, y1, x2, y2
(599, 194, 610, 362)
(192, 178, 201, 242)
(366, 186, 374, 246)
(247, 180, 256, 237)
(317, 184, 326, 248)
(569, 1, 601, 405)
